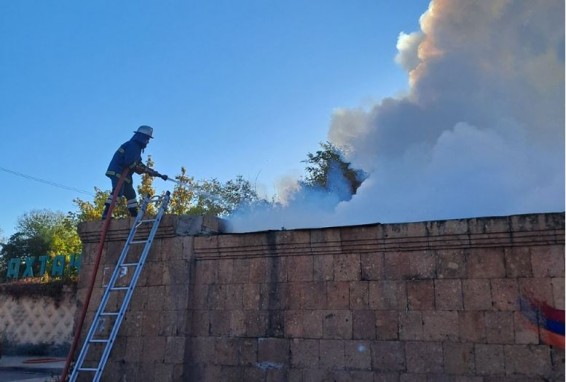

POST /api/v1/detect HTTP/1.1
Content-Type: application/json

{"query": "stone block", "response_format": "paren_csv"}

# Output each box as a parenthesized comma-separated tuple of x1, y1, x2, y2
(369, 280, 406, 310)
(531, 245, 565, 277)
(190, 310, 209, 337)
(409, 251, 437, 279)
(209, 310, 231, 336)
(302, 282, 327, 310)
(518, 277, 554, 305)
(319, 339, 345, 370)
(504, 345, 552, 377)
(475, 344, 505, 375)
(443, 342, 475, 375)
(552, 277, 565, 309)
(352, 310, 376, 340)
(290, 339, 319, 368)
(216, 259, 234, 283)
(284, 310, 303, 338)
(485, 311, 514, 344)
(242, 283, 261, 310)
(383, 252, 411, 280)
(371, 341, 405, 371)
(349, 281, 369, 309)
(245, 311, 269, 337)
(435, 279, 463, 310)
(407, 280, 435, 310)
(466, 248, 506, 278)
(141, 335, 166, 363)
(399, 311, 423, 341)
(463, 279, 492, 310)
(230, 310, 246, 337)
(323, 310, 352, 339)
(214, 337, 240, 366)
(287, 255, 314, 282)
(193, 260, 217, 285)
(334, 254, 361, 281)
(232, 258, 250, 283)
(436, 249, 467, 278)
(240, 339, 257, 366)
(375, 310, 399, 340)
(360, 252, 384, 281)
(422, 311, 459, 341)
(327, 281, 350, 309)
(314, 255, 334, 281)
(490, 278, 519, 311)
(503, 247, 532, 277)
(513, 312, 539, 344)
(458, 311, 486, 343)
(249, 257, 269, 283)
(224, 284, 244, 310)
(405, 341, 443, 373)
(344, 341, 371, 370)
(207, 284, 227, 310)
(302, 310, 323, 339)
(164, 336, 186, 364)
(258, 337, 289, 364)
(142, 310, 162, 336)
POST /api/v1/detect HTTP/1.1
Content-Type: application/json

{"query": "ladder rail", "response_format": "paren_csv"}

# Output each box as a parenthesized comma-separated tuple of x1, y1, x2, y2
(93, 202, 169, 380)
(70, 199, 149, 381)
(69, 191, 170, 382)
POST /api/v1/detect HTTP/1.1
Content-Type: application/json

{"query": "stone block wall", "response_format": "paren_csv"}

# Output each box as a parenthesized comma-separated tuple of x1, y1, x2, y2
(75, 213, 565, 381)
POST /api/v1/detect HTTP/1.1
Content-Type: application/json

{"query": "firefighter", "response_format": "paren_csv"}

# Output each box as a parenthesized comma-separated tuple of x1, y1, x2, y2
(101, 125, 167, 219)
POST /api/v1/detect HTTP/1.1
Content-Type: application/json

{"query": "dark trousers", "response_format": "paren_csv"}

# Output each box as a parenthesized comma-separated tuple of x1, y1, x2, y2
(101, 176, 139, 219)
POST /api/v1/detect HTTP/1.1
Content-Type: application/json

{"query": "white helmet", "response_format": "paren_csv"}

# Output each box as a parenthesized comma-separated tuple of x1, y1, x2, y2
(134, 125, 153, 138)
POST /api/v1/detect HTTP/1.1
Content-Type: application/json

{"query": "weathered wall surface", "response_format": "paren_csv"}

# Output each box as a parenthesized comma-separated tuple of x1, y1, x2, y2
(76, 213, 565, 381)
(0, 291, 75, 347)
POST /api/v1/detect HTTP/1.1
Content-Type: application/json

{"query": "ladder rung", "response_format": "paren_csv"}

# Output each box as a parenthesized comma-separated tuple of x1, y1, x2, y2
(100, 312, 119, 316)
(78, 368, 98, 372)
(121, 262, 139, 267)
(139, 219, 157, 224)
(130, 240, 148, 244)
(110, 286, 129, 291)
(89, 339, 110, 343)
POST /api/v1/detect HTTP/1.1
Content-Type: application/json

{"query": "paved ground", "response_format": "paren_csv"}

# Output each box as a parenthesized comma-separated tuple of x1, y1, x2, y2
(0, 356, 64, 382)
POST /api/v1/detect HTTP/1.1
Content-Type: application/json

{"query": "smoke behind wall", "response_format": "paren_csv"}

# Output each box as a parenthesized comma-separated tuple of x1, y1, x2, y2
(230, 0, 565, 232)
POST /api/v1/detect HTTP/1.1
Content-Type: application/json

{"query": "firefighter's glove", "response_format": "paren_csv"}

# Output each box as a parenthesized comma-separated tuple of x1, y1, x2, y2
(161, 174, 168, 181)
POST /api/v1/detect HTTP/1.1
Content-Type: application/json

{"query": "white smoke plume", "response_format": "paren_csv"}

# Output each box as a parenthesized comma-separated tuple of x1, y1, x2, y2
(230, 0, 565, 232)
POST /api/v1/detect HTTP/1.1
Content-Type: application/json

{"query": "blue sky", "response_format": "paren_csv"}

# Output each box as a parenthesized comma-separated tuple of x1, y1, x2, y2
(1, 1, 564, 236)
(0, 1, 429, 235)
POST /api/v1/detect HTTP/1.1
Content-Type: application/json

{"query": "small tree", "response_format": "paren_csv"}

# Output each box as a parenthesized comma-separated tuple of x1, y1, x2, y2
(301, 141, 367, 201)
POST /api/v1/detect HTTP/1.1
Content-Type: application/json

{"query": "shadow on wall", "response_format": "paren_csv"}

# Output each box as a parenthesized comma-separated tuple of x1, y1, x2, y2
(520, 294, 565, 349)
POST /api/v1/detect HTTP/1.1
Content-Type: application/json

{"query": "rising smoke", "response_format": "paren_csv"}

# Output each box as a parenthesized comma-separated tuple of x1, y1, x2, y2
(230, 0, 565, 232)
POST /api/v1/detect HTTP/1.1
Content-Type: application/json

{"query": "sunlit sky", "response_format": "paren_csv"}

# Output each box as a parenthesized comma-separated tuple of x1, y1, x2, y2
(0, 1, 429, 236)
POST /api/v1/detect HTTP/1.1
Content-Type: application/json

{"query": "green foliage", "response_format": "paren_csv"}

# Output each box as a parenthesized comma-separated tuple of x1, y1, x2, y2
(137, 155, 157, 216)
(301, 141, 367, 199)
(0, 211, 81, 283)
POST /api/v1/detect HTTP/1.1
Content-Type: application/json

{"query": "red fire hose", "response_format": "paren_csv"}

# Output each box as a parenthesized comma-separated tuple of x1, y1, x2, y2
(60, 168, 129, 381)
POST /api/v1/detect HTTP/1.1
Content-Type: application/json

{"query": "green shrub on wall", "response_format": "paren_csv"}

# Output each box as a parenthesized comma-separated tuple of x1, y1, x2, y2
(0, 278, 77, 307)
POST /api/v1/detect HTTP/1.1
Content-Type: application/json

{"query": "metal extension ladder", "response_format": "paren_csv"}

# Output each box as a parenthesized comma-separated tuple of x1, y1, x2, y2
(69, 191, 171, 382)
